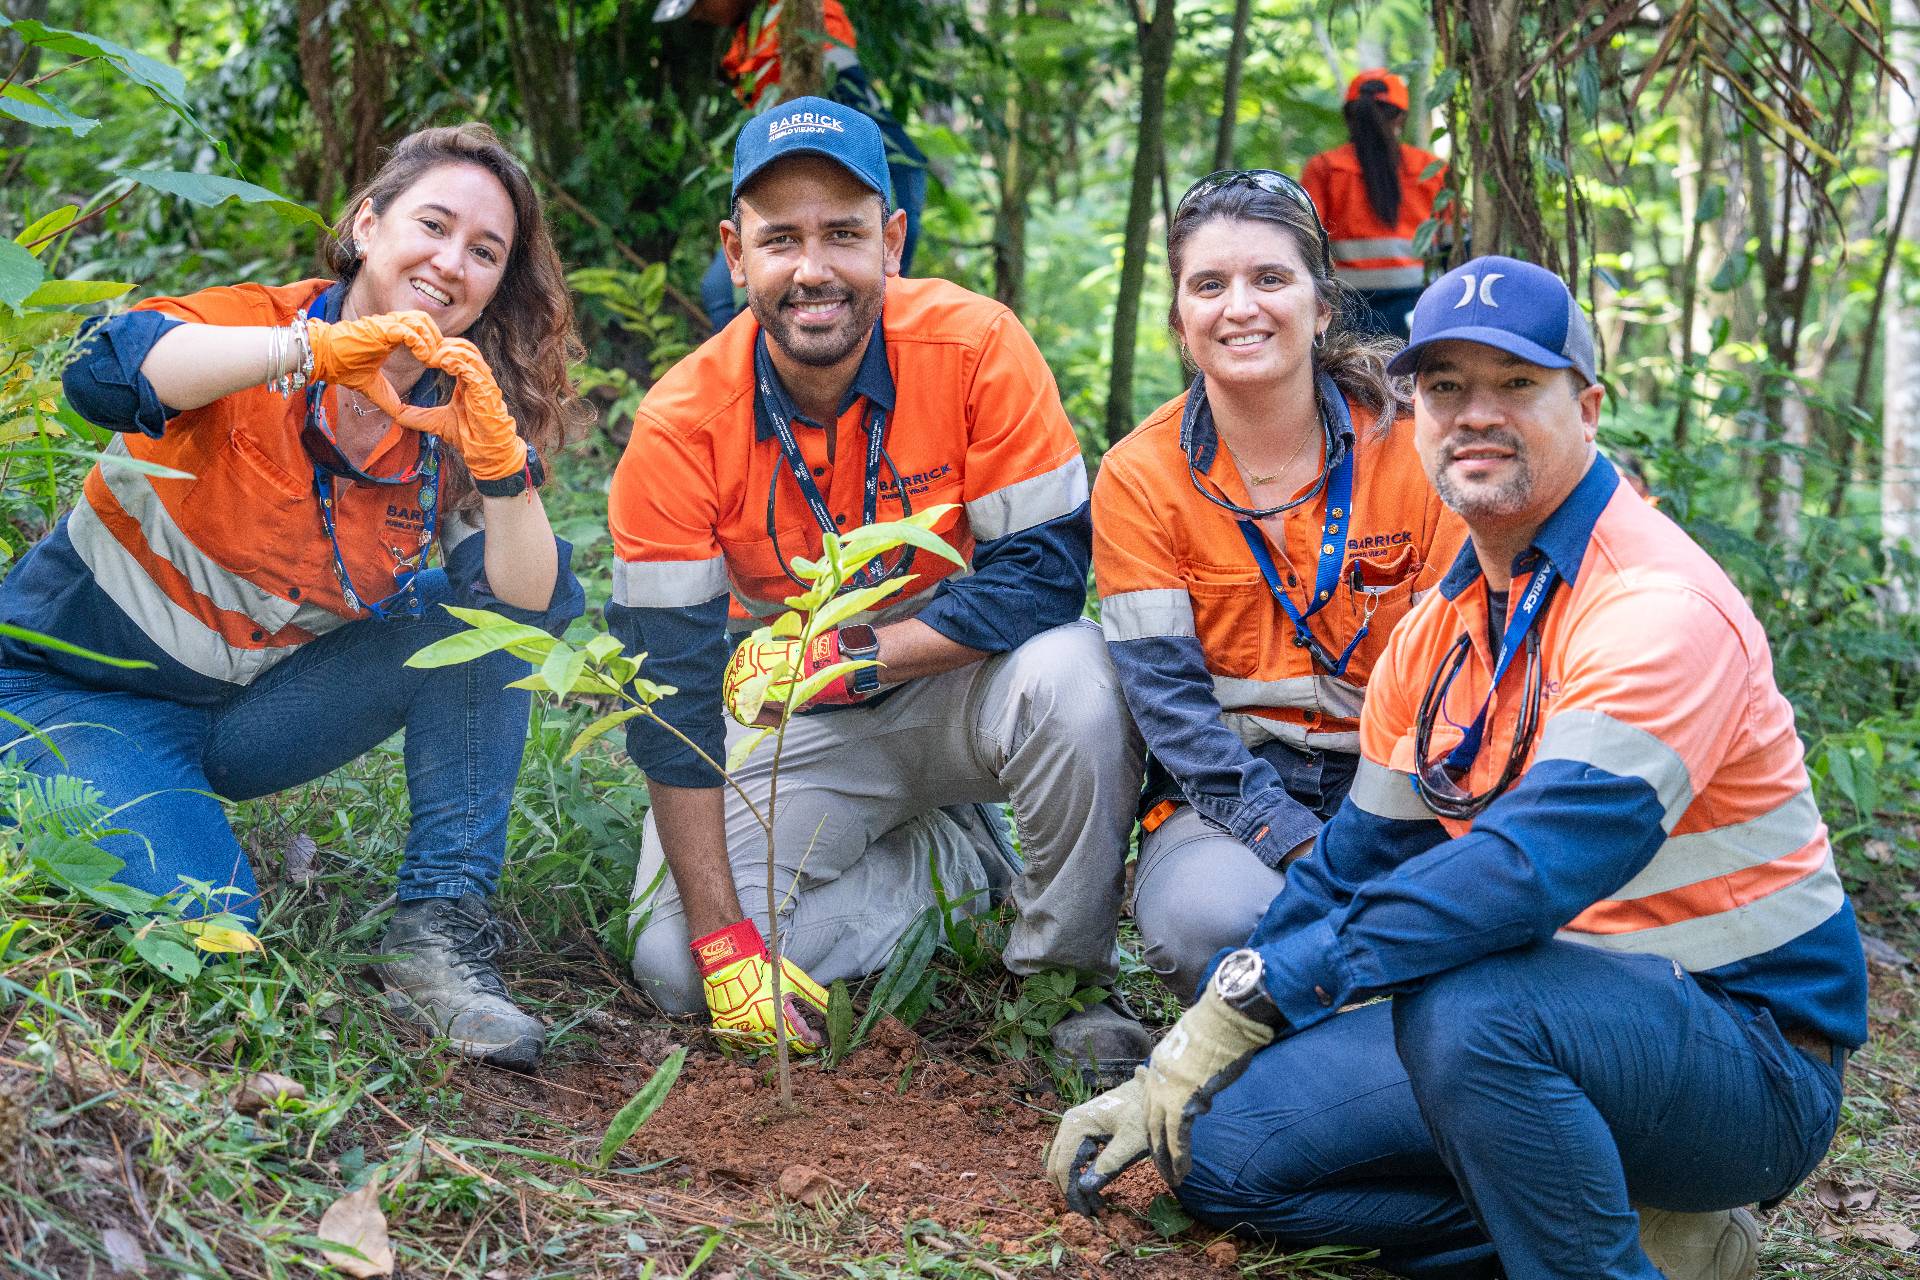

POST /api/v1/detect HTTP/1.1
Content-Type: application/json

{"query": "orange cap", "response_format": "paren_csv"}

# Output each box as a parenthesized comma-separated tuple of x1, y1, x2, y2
(1345, 68, 1410, 113)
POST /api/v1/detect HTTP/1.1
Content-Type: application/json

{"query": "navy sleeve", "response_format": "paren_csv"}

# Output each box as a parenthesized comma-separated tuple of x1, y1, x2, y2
(62, 312, 186, 435)
(442, 526, 588, 637)
(606, 598, 733, 788)
(912, 502, 1091, 654)
(1108, 631, 1321, 866)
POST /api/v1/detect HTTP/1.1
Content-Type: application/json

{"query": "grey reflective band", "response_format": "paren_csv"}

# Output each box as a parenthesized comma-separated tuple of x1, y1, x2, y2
(1535, 709, 1694, 831)
(611, 556, 729, 609)
(1350, 757, 1437, 822)
(1558, 857, 1845, 973)
(964, 456, 1089, 542)
(1213, 672, 1366, 721)
(1330, 237, 1416, 262)
(1335, 264, 1427, 290)
(1099, 588, 1196, 641)
(1612, 788, 1824, 902)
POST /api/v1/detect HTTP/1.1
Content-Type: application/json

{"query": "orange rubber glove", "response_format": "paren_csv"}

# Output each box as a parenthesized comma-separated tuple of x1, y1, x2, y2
(394, 337, 530, 482)
(306, 311, 444, 417)
(721, 629, 862, 727)
(690, 920, 830, 1052)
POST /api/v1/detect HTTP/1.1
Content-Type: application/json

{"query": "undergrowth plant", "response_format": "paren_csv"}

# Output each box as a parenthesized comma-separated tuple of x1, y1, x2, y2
(408, 508, 963, 1105)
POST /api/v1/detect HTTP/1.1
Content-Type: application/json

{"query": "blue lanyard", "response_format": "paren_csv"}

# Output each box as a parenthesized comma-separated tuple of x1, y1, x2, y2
(1442, 564, 1559, 770)
(1235, 439, 1363, 675)
(302, 292, 440, 620)
(751, 327, 910, 590)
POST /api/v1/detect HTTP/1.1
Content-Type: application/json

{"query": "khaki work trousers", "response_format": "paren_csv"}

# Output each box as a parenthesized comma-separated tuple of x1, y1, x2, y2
(627, 620, 1145, 1014)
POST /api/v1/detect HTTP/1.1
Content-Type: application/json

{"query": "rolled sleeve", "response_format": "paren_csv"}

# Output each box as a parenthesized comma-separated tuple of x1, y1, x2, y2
(62, 312, 185, 435)
(442, 523, 587, 637)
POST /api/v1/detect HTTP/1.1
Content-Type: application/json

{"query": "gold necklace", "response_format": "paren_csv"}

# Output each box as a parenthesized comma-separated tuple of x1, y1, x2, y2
(1232, 422, 1318, 488)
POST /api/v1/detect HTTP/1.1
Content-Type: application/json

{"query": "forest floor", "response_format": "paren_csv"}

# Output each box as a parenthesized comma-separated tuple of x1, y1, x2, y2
(5, 761, 1920, 1280)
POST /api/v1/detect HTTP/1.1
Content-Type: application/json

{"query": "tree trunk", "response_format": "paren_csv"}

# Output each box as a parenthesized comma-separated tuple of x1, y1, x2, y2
(1885, 0, 1920, 591)
(989, 0, 1032, 310)
(1672, 79, 1718, 450)
(1103, 0, 1177, 448)
(502, 0, 581, 179)
(778, 0, 828, 100)
(1213, 0, 1253, 172)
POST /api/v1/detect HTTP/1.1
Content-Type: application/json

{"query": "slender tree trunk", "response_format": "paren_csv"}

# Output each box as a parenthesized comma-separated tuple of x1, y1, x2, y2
(989, 0, 1032, 310)
(1213, 0, 1253, 172)
(1885, 0, 1920, 595)
(778, 0, 828, 100)
(1673, 79, 1718, 449)
(502, 0, 581, 178)
(1103, 0, 1177, 447)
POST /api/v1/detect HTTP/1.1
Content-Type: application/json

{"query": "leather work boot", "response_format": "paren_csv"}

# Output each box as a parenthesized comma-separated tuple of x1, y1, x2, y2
(1637, 1206, 1760, 1280)
(377, 894, 545, 1072)
(1051, 994, 1153, 1090)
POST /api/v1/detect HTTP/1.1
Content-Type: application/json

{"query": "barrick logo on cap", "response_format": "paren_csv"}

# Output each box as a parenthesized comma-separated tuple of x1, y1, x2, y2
(769, 111, 845, 141)
(1453, 272, 1504, 308)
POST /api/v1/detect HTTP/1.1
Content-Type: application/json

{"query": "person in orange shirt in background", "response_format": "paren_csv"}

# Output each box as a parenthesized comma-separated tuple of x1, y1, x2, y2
(1093, 170, 1464, 1001)
(1301, 69, 1447, 341)
(654, 0, 930, 330)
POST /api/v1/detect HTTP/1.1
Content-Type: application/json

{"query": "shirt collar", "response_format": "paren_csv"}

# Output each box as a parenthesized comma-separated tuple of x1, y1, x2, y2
(1181, 371, 1357, 474)
(753, 320, 893, 440)
(1438, 452, 1619, 599)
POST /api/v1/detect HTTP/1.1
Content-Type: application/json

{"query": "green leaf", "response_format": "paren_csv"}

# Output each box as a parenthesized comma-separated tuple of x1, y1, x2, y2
(1697, 185, 1727, 224)
(0, 18, 190, 112)
(405, 618, 556, 668)
(0, 622, 153, 668)
(538, 643, 587, 697)
(595, 1047, 687, 1168)
(0, 83, 98, 136)
(115, 170, 326, 229)
(22, 280, 133, 306)
(725, 724, 775, 771)
(810, 576, 915, 630)
(29, 835, 124, 889)
(825, 978, 853, 1067)
(1709, 250, 1749, 292)
(1146, 1194, 1194, 1238)
(16, 206, 79, 249)
(582, 633, 624, 663)
(0, 445, 193, 480)
(0, 239, 47, 309)
(566, 707, 647, 759)
(854, 906, 939, 1044)
(129, 926, 203, 983)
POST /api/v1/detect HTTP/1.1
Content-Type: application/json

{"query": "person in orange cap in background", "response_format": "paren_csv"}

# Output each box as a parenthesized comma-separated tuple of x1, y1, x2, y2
(1301, 69, 1448, 341)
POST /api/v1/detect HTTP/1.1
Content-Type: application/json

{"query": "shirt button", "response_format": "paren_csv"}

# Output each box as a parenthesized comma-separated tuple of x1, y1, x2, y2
(250, 629, 264, 642)
(1314, 985, 1333, 1007)
(813, 466, 827, 478)
(1303, 710, 1319, 723)
(834, 514, 846, 526)
(288, 587, 302, 600)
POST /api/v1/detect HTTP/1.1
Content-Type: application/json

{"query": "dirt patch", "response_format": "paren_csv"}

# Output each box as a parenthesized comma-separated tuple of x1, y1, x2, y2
(467, 1006, 1240, 1277)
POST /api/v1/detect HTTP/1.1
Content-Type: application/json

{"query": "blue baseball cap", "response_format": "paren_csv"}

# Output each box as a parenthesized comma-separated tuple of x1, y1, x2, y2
(731, 96, 892, 207)
(1387, 255, 1597, 385)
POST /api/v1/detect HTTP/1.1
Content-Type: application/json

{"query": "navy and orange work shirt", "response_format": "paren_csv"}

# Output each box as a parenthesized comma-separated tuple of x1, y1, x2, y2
(1220, 456, 1868, 1047)
(607, 275, 1090, 788)
(1094, 389, 1464, 863)
(0, 280, 583, 701)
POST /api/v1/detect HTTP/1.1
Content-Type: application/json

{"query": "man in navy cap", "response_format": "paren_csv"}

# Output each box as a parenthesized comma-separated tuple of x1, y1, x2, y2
(1046, 255, 1865, 1280)
(608, 97, 1149, 1079)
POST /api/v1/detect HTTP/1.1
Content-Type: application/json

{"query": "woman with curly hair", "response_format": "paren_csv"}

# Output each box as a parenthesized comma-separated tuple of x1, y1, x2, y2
(0, 123, 590, 1071)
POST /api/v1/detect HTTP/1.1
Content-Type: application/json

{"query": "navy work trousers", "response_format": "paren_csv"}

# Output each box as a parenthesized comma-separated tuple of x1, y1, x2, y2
(1177, 941, 1843, 1279)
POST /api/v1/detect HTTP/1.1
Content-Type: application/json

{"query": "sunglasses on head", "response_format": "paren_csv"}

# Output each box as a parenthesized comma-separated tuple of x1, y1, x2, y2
(1177, 169, 1333, 267)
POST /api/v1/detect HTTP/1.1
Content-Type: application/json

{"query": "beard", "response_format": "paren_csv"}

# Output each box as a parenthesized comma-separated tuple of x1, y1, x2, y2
(1432, 431, 1536, 518)
(749, 280, 885, 369)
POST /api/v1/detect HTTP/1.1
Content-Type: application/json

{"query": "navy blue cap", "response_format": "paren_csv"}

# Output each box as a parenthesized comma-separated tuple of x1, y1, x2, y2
(1387, 255, 1597, 385)
(731, 96, 892, 206)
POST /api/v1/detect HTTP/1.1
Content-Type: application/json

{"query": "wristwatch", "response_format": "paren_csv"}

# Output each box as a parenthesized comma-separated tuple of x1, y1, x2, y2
(1211, 948, 1288, 1030)
(473, 445, 547, 498)
(837, 623, 882, 695)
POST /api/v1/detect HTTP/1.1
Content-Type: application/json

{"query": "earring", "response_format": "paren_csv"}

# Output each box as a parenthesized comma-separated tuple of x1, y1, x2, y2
(1313, 330, 1326, 351)
(352, 238, 365, 258)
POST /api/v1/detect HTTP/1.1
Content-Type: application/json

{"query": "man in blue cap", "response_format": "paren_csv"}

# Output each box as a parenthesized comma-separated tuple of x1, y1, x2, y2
(1046, 255, 1865, 1280)
(608, 96, 1149, 1078)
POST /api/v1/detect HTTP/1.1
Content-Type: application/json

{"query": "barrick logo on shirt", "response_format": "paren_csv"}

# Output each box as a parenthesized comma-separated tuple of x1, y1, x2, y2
(1348, 530, 1413, 552)
(769, 112, 846, 141)
(878, 462, 951, 499)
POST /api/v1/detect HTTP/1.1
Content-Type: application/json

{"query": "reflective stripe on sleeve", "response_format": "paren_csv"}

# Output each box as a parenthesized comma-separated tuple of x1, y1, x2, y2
(964, 455, 1089, 542)
(1610, 788, 1824, 901)
(1330, 237, 1417, 263)
(1534, 709, 1694, 830)
(1213, 672, 1366, 721)
(1350, 757, 1436, 822)
(1222, 710, 1360, 754)
(1100, 588, 1196, 641)
(611, 555, 728, 609)
(1558, 855, 1846, 972)
(1337, 264, 1426, 291)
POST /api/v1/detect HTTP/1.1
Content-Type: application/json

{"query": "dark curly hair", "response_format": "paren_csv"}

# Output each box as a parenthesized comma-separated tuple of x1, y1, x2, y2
(325, 123, 592, 512)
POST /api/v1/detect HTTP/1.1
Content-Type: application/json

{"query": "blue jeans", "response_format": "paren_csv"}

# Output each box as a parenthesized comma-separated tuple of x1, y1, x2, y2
(1179, 941, 1844, 1280)
(0, 570, 532, 922)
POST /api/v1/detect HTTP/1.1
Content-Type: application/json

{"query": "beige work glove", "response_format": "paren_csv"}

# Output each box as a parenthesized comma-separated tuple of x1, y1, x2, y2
(1140, 984, 1275, 1186)
(1044, 1069, 1150, 1217)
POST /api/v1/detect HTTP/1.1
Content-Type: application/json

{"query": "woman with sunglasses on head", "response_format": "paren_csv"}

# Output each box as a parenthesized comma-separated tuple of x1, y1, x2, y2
(1300, 69, 1448, 341)
(0, 124, 589, 1071)
(1092, 168, 1464, 1001)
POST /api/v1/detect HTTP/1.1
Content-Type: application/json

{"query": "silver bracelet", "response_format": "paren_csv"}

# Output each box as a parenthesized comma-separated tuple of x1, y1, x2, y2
(265, 324, 287, 395)
(284, 317, 311, 394)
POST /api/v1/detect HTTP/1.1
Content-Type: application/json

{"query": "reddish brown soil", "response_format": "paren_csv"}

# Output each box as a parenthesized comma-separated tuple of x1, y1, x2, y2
(470, 1008, 1245, 1277)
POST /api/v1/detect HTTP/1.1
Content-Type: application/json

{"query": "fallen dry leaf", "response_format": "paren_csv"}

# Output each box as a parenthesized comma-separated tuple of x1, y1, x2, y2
(317, 1183, 393, 1277)
(101, 1226, 147, 1276)
(235, 1072, 305, 1114)
(282, 833, 319, 882)
(1856, 1218, 1919, 1251)
(1814, 1177, 1879, 1215)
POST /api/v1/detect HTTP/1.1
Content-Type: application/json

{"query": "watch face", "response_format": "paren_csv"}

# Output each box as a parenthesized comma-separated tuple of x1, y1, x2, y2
(1214, 949, 1262, 1002)
(839, 623, 878, 652)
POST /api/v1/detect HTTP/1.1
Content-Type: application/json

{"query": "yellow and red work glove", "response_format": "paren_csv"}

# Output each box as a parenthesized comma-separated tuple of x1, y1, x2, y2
(690, 920, 830, 1052)
(306, 311, 444, 416)
(721, 628, 863, 727)
(394, 337, 530, 483)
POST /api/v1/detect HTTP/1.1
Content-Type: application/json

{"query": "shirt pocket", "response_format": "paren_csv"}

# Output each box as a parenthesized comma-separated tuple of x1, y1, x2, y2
(1181, 560, 1279, 681)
